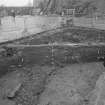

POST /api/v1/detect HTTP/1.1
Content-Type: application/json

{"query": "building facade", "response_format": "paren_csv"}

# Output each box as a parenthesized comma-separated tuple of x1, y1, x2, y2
(33, 0, 44, 7)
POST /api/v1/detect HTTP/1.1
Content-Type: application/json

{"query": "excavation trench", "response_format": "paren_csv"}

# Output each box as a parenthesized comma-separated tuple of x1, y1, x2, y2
(0, 27, 105, 105)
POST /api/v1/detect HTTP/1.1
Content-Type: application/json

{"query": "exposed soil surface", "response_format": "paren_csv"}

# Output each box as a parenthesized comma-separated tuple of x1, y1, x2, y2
(0, 62, 105, 105)
(39, 62, 105, 105)
(0, 27, 105, 105)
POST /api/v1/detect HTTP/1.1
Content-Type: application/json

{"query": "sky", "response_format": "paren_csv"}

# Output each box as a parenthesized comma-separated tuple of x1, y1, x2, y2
(0, 0, 33, 6)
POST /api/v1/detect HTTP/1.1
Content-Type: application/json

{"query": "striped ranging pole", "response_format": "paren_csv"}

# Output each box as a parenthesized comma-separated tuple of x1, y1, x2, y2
(51, 43, 54, 65)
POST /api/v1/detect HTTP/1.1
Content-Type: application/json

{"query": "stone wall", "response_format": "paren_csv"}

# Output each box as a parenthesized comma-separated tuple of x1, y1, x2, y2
(0, 15, 62, 43)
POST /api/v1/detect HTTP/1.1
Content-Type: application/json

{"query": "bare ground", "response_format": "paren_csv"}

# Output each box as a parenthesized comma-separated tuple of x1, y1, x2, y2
(0, 62, 105, 105)
(39, 62, 105, 105)
(0, 27, 105, 105)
